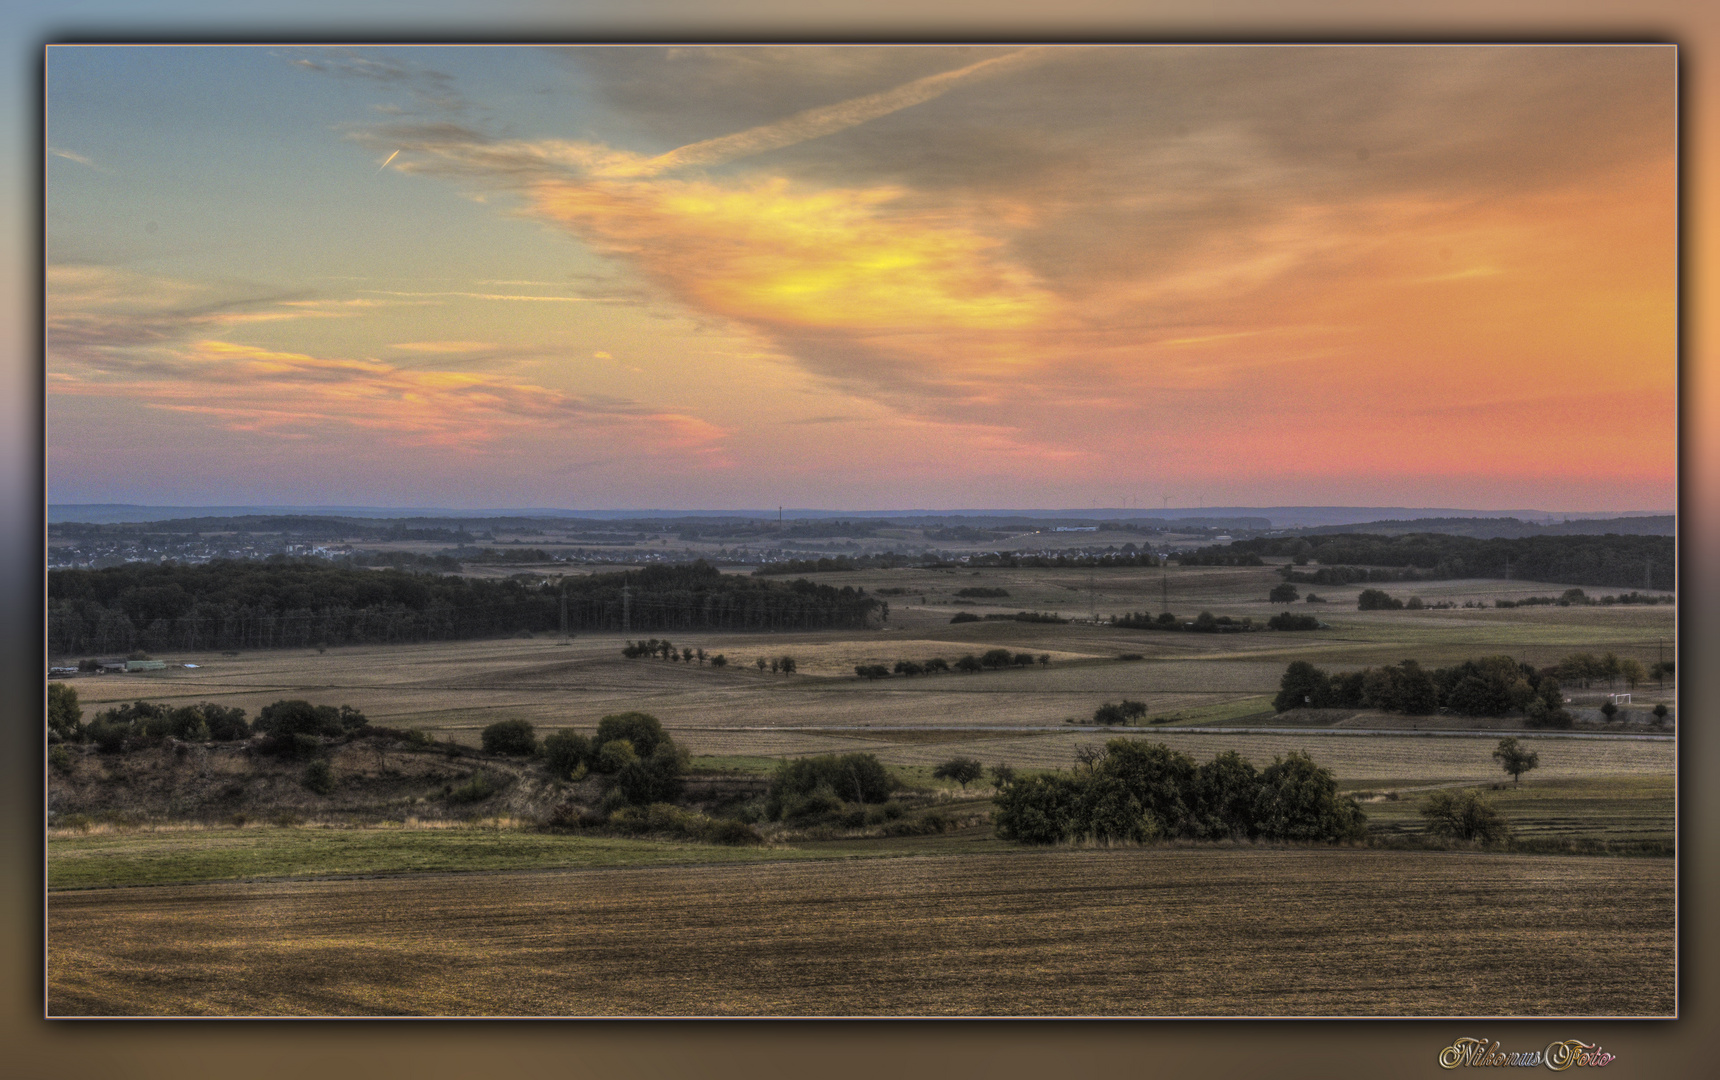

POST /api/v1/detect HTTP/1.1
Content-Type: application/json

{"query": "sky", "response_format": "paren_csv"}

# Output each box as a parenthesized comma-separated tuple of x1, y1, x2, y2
(43, 44, 1676, 512)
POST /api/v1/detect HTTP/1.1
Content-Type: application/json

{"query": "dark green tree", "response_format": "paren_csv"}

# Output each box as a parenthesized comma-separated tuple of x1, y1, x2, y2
(1421, 789, 1510, 843)
(481, 718, 538, 756)
(1273, 661, 1330, 713)
(595, 711, 666, 758)
(1251, 752, 1366, 841)
(542, 729, 590, 779)
(1492, 737, 1538, 784)
(932, 757, 985, 789)
(47, 682, 82, 742)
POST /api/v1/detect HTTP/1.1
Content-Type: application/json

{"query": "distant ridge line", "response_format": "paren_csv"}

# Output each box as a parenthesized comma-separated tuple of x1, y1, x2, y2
(49, 503, 1673, 528)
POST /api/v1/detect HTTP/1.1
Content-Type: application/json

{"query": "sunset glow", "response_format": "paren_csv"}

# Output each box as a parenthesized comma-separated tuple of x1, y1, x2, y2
(45, 45, 1676, 511)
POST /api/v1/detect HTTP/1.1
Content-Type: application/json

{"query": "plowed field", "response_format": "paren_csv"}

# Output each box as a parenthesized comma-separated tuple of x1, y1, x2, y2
(49, 848, 1673, 1017)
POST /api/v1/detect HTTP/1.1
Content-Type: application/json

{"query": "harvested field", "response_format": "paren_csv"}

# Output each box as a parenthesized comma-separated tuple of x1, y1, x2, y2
(1362, 776, 1675, 845)
(674, 726, 1674, 784)
(48, 848, 1673, 1017)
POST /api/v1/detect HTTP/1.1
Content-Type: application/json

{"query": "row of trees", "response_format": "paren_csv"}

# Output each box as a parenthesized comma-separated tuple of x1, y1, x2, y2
(48, 560, 884, 654)
(46, 685, 368, 755)
(1110, 611, 1255, 633)
(992, 740, 1366, 844)
(857, 650, 1050, 679)
(1274, 657, 1575, 725)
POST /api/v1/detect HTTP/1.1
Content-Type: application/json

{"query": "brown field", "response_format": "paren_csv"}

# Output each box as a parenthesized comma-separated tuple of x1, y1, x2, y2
(48, 848, 1673, 1017)
(63, 564, 1674, 754)
(49, 564, 1676, 1018)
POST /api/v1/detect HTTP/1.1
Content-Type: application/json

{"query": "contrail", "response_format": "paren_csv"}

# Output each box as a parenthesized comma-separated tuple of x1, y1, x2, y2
(374, 150, 400, 175)
(616, 49, 1047, 178)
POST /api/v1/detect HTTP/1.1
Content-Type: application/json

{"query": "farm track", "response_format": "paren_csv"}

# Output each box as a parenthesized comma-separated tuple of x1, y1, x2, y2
(48, 848, 1674, 1017)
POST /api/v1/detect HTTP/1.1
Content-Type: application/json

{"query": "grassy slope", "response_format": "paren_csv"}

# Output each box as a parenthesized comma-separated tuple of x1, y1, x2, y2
(47, 820, 1016, 890)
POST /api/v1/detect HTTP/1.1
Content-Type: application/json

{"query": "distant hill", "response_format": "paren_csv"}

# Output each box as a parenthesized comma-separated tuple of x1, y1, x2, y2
(1289, 516, 1675, 539)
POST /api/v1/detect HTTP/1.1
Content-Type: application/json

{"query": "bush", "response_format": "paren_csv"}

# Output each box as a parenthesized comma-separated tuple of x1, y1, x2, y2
(768, 753, 895, 818)
(87, 719, 127, 754)
(595, 739, 639, 774)
(595, 712, 666, 758)
(198, 703, 250, 741)
(255, 700, 361, 738)
(1268, 583, 1300, 604)
(1093, 700, 1147, 725)
(956, 587, 1009, 597)
(613, 742, 687, 806)
(855, 664, 891, 679)
(302, 759, 335, 795)
(950, 611, 981, 623)
(1357, 588, 1404, 611)
(542, 729, 590, 780)
(481, 718, 538, 756)
(1266, 612, 1320, 631)
(447, 771, 504, 804)
(979, 648, 1015, 669)
(1421, 789, 1510, 843)
(993, 773, 1082, 844)
(48, 744, 73, 773)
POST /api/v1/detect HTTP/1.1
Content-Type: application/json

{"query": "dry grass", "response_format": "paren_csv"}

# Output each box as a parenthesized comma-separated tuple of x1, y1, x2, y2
(48, 848, 1673, 1017)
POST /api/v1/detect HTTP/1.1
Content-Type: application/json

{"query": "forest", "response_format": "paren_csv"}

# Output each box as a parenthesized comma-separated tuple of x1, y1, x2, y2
(46, 560, 881, 655)
(1222, 532, 1673, 591)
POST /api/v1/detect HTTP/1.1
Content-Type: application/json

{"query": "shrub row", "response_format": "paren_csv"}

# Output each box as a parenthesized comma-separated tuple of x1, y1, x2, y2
(993, 741, 1365, 845)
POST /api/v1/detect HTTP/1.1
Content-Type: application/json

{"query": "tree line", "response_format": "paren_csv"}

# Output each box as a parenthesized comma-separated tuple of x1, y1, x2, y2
(48, 559, 882, 654)
(1215, 532, 1673, 591)
(1277, 654, 1588, 727)
(992, 740, 1366, 845)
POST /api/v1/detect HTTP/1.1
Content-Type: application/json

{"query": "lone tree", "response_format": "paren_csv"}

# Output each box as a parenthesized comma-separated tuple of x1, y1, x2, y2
(1268, 582, 1300, 604)
(933, 757, 985, 790)
(1421, 789, 1510, 843)
(1491, 737, 1538, 785)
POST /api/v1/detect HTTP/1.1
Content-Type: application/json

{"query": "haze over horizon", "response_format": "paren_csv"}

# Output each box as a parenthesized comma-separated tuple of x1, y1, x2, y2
(46, 46, 1675, 513)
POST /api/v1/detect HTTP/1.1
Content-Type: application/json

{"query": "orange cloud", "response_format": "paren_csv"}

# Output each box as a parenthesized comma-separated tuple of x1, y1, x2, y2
(51, 338, 728, 453)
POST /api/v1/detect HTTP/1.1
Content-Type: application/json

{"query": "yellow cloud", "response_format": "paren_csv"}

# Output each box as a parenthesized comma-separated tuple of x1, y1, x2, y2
(388, 340, 499, 353)
(527, 174, 1051, 332)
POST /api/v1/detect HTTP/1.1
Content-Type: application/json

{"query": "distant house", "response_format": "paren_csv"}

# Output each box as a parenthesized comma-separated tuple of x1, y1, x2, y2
(97, 658, 127, 673)
(124, 659, 167, 672)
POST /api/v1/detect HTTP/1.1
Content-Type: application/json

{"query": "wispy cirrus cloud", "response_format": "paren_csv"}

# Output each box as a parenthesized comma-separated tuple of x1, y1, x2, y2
(52, 338, 727, 451)
(48, 146, 101, 169)
(48, 264, 727, 455)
